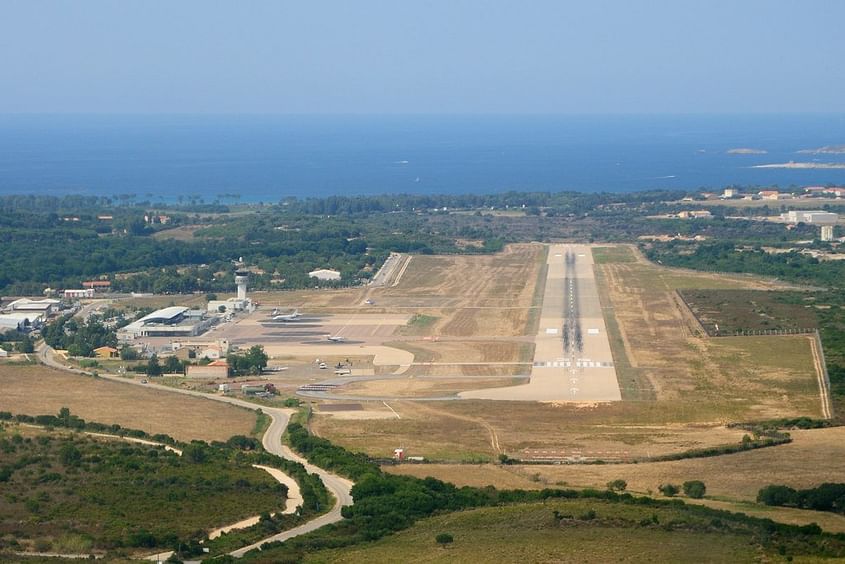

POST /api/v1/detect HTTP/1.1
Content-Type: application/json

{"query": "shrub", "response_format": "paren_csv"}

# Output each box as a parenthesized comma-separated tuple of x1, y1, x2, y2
(658, 484, 679, 497)
(607, 479, 627, 492)
(435, 533, 453, 548)
(757, 485, 799, 507)
(682, 480, 706, 499)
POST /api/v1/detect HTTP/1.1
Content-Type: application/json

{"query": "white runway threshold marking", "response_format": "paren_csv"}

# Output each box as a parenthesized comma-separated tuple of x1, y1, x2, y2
(460, 244, 621, 402)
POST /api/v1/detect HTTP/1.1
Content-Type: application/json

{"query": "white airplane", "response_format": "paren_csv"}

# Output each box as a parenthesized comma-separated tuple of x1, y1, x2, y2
(271, 309, 302, 321)
(325, 334, 346, 342)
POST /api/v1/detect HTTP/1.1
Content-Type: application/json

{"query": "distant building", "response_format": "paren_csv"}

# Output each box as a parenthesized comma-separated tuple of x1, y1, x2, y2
(722, 188, 739, 198)
(308, 269, 341, 281)
(82, 280, 111, 291)
(6, 298, 60, 316)
(64, 289, 96, 299)
(0, 349, 8, 358)
(782, 211, 839, 224)
(677, 210, 712, 219)
(93, 346, 119, 359)
(757, 190, 792, 200)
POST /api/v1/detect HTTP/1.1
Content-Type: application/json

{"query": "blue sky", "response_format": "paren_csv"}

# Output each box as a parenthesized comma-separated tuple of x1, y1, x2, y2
(1, 0, 843, 114)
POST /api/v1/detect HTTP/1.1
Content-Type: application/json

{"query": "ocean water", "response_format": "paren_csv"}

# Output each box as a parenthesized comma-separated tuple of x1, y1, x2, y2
(0, 114, 844, 202)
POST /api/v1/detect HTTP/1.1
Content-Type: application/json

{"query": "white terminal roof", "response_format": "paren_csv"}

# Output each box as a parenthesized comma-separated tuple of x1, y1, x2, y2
(121, 306, 189, 334)
(136, 306, 189, 324)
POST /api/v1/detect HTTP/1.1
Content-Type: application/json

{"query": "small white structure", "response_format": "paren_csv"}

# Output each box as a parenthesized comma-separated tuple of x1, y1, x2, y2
(0, 349, 8, 358)
(308, 269, 341, 281)
(722, 188, 739, 198)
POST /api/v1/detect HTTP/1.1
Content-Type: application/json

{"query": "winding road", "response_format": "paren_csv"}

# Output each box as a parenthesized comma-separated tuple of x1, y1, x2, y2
(37, 344, 354, 558)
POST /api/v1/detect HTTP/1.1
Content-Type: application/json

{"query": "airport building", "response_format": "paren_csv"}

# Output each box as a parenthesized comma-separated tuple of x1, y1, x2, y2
(206, 271, 254, 313)
(308, 268, 341, 281)
(118, 306, 217, 341)
(4, 298, 61, 316)
(781, 210, 839, 241)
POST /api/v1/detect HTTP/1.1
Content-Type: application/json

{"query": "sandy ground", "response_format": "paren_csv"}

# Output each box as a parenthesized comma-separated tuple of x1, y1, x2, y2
(461, 244, 620, 401)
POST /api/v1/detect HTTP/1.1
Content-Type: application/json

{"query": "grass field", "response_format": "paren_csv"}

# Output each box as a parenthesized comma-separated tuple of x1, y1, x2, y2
(0, 365, 256, 442)
(304, 500, 763, 563)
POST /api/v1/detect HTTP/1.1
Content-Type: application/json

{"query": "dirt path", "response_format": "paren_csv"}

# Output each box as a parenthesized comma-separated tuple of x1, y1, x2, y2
(411, 402, 501, 454)
(808, 333, 834, 419)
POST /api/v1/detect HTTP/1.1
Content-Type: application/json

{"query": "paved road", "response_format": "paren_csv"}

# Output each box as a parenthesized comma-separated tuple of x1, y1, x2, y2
(36, 344, 354, 559)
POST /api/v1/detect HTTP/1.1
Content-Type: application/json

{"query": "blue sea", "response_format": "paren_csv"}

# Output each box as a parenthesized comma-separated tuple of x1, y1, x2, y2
(1, 114, 844, 202)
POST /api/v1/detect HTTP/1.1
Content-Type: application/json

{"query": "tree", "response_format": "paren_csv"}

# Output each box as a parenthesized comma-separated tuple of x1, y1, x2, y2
(164, 355, 183, 374)
(15, 334, 34, 353)
(607, 479, 627, 492)
(435, 533, 453, 548)
(658, 483, 679, 497)
(683, 480, 706, 499)
(120, 346, 140, 361)
(146, 354, 163, 376)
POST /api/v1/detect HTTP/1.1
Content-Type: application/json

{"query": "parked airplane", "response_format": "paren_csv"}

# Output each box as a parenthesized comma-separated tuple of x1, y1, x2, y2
(326, 334, 346, 342)
(271, 309, 302, 321)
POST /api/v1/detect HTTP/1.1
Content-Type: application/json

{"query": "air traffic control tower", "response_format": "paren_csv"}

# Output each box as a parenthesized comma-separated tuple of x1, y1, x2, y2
(235, 270, 249, 301)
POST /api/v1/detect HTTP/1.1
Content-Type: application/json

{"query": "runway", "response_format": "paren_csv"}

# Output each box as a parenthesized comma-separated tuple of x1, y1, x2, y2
(460, 244, 621, 401)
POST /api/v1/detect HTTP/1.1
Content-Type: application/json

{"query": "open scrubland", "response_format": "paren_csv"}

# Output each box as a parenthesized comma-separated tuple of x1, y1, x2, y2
(0, 424, 286, 555)
(0, 365, 256, 442)
(302, 498, 832, 563)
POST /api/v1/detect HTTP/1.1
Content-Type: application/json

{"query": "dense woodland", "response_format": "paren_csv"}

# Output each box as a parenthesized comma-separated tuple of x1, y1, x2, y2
(0, 189, 831, 295)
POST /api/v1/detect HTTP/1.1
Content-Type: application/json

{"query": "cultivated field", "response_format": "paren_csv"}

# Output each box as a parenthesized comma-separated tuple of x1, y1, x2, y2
(0, 365, 256, 442)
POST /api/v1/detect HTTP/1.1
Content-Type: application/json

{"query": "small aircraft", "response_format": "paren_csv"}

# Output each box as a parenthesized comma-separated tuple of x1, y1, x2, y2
(271, 309, 302, 321)
(325, 334, 346, 343)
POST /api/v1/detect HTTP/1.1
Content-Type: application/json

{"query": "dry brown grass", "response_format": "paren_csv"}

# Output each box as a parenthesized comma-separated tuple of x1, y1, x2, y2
(504, 427, 845, 502)
(376, 244, 545, 336)
(385, 463, 542, 490)
(0, 365, 255, 442)
(341, 377, 523, 398)
(597, 247, 823, 420)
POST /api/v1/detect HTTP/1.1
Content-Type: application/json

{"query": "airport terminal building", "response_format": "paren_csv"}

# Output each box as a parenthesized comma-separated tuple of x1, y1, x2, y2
(118, 306, 216, 341)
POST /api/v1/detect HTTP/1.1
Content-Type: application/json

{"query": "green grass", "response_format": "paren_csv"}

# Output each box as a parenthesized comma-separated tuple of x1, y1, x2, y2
(303, 500, 761, 563)
(408, 314, 439, 327)
(252, 410, 271, 441)
(592, 245, 636, 264)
